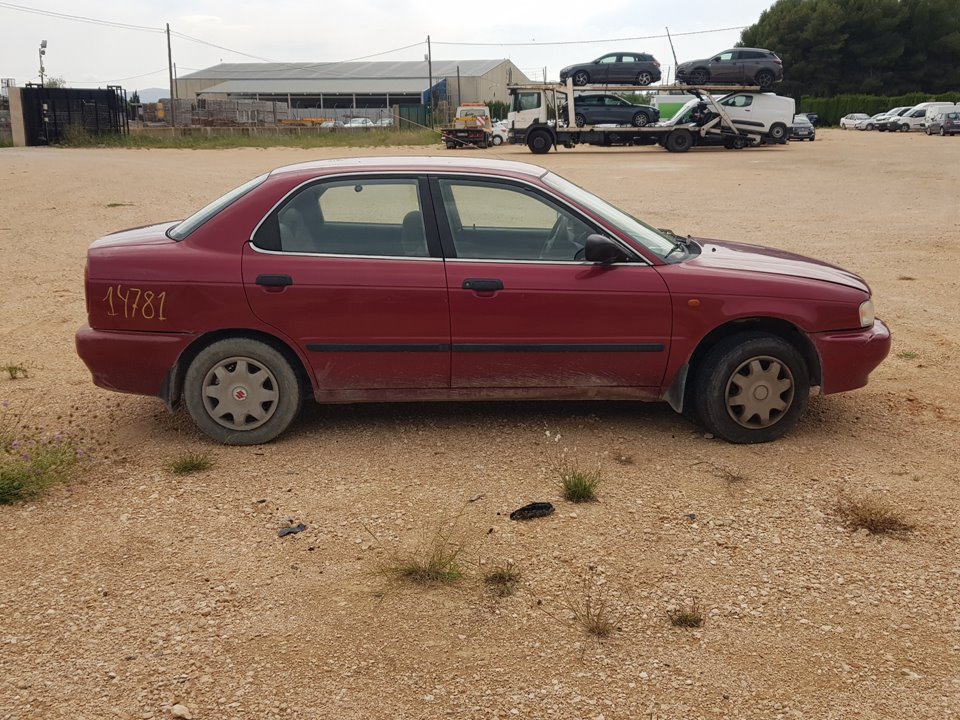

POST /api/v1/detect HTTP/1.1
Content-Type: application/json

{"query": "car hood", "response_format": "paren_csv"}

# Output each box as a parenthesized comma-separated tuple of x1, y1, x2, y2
(687, 238, 869, 292)
(91, 222, 179, 249)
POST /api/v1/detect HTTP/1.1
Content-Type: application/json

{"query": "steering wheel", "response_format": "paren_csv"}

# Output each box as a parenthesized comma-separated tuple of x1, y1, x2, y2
(539, 214, 571, 259)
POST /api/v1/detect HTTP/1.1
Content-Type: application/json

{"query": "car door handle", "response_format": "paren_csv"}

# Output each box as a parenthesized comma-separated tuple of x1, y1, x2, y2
(462, 278, 504, 292)
(256, 274, 293, 287)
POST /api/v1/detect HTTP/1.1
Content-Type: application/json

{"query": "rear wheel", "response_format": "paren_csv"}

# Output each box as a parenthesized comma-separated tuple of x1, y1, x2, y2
(636, 71, 653, 86)
(689, 68, 708, 85)
(940, 127, 946, 136)
(184, 338, 302, 446)
(664, 129, 692, 153)
(755, 70, 775, 89)
(694, 333, 809, 444)
(527, 129, 553, 154)
(632, 111, 650, 127)
(572, 70, 590, 86)
(900, 123, 910, 132)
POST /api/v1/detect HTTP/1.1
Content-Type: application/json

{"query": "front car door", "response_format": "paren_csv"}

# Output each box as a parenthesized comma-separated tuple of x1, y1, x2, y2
(710, 50, 738, 81)
(430, 175, 672, 390)
(243, 175, 451, 391)
(593, 54, 618, 83)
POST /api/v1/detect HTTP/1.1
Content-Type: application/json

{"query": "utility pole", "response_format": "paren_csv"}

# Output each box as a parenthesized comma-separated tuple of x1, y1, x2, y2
(426, 35, 433, 126)
(665, 26, 679, 80)
(38, 40, 47, 86)
(456, 65, 461, 107)
(166, 23, 176, 128)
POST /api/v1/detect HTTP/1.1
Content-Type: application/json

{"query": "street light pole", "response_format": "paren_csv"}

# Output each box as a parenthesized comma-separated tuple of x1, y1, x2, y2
(38, 39, 47, 86)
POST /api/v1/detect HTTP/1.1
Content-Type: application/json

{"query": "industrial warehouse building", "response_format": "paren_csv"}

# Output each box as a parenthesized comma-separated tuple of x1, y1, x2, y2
(175, 60, 529, 111)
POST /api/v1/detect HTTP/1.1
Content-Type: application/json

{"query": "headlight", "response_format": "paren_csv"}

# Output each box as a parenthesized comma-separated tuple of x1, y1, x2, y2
(859, 299, 875, 327)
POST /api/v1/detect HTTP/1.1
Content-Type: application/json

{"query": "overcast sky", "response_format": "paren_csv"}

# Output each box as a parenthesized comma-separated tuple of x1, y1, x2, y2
(0, 0, 773, 91)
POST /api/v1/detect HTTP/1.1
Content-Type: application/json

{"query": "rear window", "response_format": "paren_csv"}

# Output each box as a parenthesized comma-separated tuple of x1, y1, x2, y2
(167, 173, 268, 240)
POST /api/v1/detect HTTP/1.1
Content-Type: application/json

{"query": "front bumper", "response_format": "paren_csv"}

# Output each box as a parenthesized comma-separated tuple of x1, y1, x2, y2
(75, 325, 195, 399)
(810, 319, 891, 395)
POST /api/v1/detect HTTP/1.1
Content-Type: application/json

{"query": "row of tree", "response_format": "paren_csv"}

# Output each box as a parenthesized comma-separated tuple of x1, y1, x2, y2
(739, 0, 960, 97)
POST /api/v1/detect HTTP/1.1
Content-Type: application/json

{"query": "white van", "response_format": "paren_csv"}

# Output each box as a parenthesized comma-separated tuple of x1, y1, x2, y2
(664, 92, 795, 142)
(897, 102, 958, 131)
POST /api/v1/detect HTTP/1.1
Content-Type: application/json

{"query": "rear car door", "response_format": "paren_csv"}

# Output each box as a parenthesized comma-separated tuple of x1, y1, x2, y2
(431, 175, 672, 389)
(243, 175, 451, 390)
(611, 54, 637, 83)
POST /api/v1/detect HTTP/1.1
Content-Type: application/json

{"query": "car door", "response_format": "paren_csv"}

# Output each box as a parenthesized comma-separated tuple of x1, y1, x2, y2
(611, 54, 635, 83)
(430, 176, 672, 389)
(710, 51, 738, 81)
(602, 96, 629, 123)
(593, 54, 617, 83)
(242, 175, 451, 390)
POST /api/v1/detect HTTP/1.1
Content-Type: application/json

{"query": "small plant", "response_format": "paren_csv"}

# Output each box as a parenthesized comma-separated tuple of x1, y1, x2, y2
(380, 519, 465, 585)
(836, 495, 914, 535)
(3, 364, 28, 380)
(613, 452, 635, 465)
(562, 576, 620, 638)
(559, 464, 600, 503)
(897, 275, 916, 281)
(105, 202, 134, 208)
(668, 599, 705, 628)
(896, 351, 918, 360)
(1, 402, 79, 505)
(170, 452, 213, 475)
(483, 561, 521, 597)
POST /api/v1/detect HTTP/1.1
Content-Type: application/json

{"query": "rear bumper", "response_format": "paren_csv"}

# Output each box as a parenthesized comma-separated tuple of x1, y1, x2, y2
(75, 325, 194, 399)
(811, 319, 891, 395)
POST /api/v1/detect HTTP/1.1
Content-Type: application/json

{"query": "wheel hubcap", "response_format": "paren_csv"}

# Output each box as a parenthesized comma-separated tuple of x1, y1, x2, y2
(202, 356, 279, 431)
(725, 356, 794, 429)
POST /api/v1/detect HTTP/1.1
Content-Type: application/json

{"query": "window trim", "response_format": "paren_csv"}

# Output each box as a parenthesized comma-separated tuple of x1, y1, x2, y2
(249, 173, 442, 259)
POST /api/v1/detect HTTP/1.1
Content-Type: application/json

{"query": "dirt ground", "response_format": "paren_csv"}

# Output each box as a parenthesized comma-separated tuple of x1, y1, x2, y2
(1, 131, 959, 720)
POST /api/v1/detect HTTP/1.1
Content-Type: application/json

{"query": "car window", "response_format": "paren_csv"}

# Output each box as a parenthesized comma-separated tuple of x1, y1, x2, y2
(716, 52, 735, 62)
(438, 179, 596, 262)
(169, 173, 268, 241)
(598, 55, 618, 64)
(739, 51, 765, 59)
(721, 94, 753, 108)
(263, 178, 428, 257)
(605, 96, 628, 106)
(620, 54, 636, 63)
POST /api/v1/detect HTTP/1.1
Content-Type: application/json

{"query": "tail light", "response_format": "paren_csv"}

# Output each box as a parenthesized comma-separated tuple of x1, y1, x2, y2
(655, 60, 661, 67)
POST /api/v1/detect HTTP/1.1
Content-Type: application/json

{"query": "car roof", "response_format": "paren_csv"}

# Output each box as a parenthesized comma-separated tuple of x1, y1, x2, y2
(270, 156, 549, 179)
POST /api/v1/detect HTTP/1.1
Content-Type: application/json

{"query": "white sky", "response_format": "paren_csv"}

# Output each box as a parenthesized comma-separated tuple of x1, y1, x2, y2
(0, 0, 773, 91)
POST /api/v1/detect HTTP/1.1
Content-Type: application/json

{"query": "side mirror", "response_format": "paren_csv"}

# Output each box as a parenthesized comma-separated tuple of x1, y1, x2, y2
(584, 234, 630, 264)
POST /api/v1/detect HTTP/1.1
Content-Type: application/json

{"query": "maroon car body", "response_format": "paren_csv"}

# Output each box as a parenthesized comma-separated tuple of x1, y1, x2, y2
(76, 157, 890, 445)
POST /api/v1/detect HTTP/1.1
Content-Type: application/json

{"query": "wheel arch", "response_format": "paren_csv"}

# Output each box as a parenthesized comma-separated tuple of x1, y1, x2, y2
(676, 317, 822, 412)
(161, 328, 313, 410)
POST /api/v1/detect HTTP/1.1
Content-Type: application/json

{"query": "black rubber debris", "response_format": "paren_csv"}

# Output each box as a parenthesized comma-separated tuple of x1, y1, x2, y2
(278, 523, 307, 538)
(510, 502, 555, 521)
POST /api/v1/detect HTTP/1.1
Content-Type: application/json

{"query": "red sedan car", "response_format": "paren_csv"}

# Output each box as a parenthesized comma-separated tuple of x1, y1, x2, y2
(76, 157, 890, 445)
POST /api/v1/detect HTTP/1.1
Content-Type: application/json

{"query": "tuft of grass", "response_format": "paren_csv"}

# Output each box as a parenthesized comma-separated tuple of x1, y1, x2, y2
(896, 351, 918, 360)
(380, 519, 465, 585)
(668, 599, 705, 628)
(613, 452, 635, 465)
(897, 275, 916, 281)
(483, 561, 521, 597)
(836, 495, 915, 535)
(0, 442, 77, 505)
(3, 363, 28, 380)
(559, 464, 600, 503)
(170, 452, 213, 475)
(563, 577, 620, 638)
(105, 202, 134, 208)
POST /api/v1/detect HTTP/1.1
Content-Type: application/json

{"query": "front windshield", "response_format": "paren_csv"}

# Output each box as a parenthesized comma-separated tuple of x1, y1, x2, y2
(168, 173, 268, 240)
(542, 172, 677, 259)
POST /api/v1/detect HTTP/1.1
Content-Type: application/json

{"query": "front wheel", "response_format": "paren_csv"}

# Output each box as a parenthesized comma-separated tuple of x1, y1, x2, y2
(572, 70, 590, 86)
(900, 124, 910, 132)
(768, 123, 787, 142)
(689, 69, 708, 85)
(693, 334, 809, 444)
(632, 111, 650, 127)
(527, 129, 553, 154)
(940, 127, 946, 136)
(492, 134, 504, 145)
(184, 338, 302, 445)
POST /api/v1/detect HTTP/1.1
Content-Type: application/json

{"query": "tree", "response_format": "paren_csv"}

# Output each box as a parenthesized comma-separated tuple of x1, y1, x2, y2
(739, 0, 960, 96)
(44, 76, 66, 88)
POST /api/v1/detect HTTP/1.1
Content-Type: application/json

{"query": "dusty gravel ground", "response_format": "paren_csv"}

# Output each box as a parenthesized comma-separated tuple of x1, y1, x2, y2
(1, 130, 959, 720)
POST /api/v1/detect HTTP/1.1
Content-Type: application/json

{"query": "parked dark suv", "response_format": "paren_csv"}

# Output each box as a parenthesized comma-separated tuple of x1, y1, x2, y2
(559, 94, 660, 127)
(559, 52, 662, 86)
(676, 48, 783, 89)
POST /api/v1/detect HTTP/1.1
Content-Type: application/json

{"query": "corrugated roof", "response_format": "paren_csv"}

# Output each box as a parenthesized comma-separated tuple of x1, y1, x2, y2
(181, 59, 511, 81)
(200, 79, 429, 95)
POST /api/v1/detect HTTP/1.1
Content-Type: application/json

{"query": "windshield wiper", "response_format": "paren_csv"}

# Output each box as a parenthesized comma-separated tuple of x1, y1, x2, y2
(660, 228, 690, 259)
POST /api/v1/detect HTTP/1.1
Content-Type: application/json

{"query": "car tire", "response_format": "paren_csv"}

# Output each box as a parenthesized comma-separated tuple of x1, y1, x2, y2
(572, 70, 590, 86)
(900, 124, 910, 132)
(755, 70, 775, 89)
(636, 71, 653, 86)
(632, 111, 650, 127)
(574, 113, 587, 128)
(689, 69, 708, 85)
(694, 333, 809, 444)
(866, 123, 875, 131)
(768, 123, 787, 142)
(492, 135, 503, 145)
(527, 129, 552, 154)
(184, 338, 302, 446)
(940, 127, 946, 136)
(664, 129, 693, 153)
